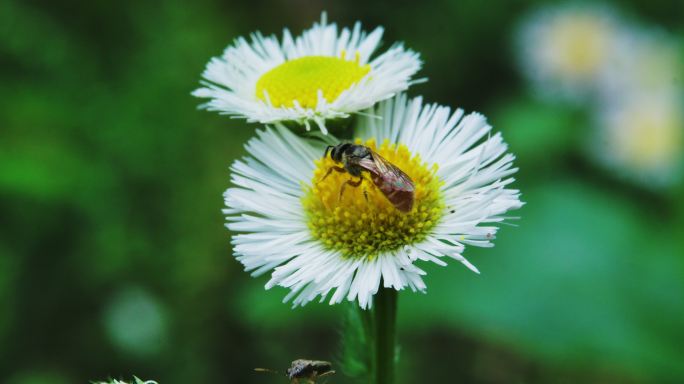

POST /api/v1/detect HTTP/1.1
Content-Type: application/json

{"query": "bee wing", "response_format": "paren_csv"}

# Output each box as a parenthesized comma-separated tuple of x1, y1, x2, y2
(358, 151, 415, 192)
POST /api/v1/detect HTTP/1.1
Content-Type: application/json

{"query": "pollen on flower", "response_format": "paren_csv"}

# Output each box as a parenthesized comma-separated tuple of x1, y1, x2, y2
(255, 54, 370, 108)
(302, 139, 444, 259)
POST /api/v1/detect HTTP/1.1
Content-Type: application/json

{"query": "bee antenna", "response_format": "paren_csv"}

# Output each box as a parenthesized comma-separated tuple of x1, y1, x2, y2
(254, 368, 280, 375)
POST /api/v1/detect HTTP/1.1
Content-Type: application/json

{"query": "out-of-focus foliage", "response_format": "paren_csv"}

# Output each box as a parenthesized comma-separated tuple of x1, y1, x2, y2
(1, 0, 682, 383)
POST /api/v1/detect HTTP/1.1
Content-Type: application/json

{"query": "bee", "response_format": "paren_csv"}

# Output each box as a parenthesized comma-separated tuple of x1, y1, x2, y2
(320, 143, 415, 212)
(255, 359, 335, 384)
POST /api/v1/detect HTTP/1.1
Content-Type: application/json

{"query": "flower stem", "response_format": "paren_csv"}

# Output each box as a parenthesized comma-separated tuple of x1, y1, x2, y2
(374, 287, 397, 384)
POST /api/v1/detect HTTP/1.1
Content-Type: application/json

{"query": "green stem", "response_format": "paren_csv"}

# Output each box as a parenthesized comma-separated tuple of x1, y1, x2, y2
(358, 303, 374, 380)
(373, 287, 397, 384)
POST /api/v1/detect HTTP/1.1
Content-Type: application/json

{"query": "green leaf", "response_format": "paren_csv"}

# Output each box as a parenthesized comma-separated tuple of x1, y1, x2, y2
(337, 304, 372, 380)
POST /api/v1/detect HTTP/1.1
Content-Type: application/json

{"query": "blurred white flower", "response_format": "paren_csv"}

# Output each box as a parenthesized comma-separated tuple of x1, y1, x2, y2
(599, 28, 682, 101)
(517, 3, 684, 186)
(516, 4, 624, 102)
(193, 13, 422, 134)
(224, 95, 522, 309)
(591, 21, 684, 186)
(595, 94, 683, 186)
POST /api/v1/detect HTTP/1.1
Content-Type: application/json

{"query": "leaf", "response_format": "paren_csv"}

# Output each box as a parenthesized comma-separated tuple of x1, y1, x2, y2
(336, 304, 372, 380)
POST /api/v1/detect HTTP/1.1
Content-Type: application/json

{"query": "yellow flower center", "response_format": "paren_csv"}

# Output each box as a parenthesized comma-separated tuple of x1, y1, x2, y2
(302, 139, 444, 260)
(255, 55, 370, 108)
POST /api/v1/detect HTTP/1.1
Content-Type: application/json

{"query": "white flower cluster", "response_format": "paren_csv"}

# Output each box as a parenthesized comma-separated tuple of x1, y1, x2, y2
(517, 4, 683, 187)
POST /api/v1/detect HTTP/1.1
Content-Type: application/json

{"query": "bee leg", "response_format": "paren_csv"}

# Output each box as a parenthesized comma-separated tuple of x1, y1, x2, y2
(339, 177, 363, 202)
(318, 371, 336, 379)
(318, 166, 346, 184)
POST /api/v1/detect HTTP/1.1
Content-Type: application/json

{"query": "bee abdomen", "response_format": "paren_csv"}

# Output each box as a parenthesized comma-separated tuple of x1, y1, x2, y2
(371, 174, 414, 213)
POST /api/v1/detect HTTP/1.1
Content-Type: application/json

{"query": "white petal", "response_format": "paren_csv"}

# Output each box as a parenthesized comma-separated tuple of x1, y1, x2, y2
(194, 13, 422, 133)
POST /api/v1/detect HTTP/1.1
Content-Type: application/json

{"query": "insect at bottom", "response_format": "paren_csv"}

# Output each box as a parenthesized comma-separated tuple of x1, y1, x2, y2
(255, 359, 335, 384)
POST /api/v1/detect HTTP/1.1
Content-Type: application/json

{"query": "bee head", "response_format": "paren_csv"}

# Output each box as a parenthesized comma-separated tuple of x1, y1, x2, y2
(285, 367, 294, 379)
(326, 143, 350, 163)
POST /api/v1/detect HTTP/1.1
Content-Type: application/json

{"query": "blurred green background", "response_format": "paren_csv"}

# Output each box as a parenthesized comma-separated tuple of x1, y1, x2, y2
(1, 0, 683, 383)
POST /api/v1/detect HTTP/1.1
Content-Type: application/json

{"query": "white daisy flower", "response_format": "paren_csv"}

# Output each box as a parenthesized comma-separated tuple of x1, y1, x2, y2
(193, 13, 422, 134)
(515, 4, 625, 102)
(224, 95, 522, 309)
